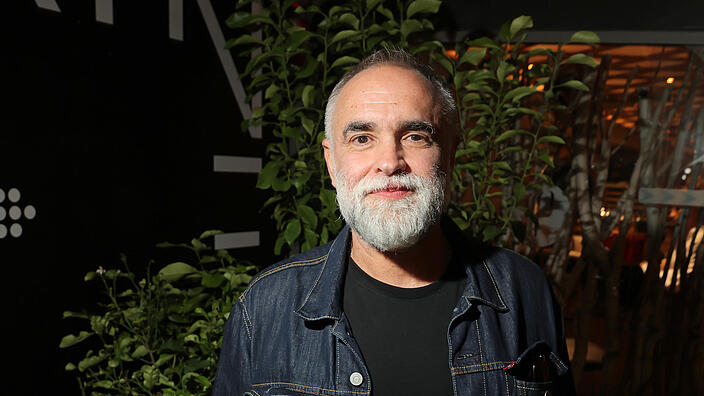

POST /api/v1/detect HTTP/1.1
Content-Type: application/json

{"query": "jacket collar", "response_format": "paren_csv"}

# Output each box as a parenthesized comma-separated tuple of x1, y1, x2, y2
(294, 219, 509, 321)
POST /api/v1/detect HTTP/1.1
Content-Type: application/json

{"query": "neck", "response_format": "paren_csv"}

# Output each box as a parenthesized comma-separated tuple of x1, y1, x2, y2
(349, 223, 451, 288)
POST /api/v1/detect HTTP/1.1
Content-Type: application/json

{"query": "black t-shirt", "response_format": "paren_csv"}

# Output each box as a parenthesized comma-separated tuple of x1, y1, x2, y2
(342, 256, 466, 396)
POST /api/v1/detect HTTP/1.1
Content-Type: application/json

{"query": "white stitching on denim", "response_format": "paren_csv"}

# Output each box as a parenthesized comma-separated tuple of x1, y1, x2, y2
(240, 255, 329, 300)
(240, 300, 253, 342)
(253, 381, 370, 395)
(335, 323, 341, 386)
(297, 237, 338, 312)
(473, 320, 487, 396)
(503, 369, 510, 396)
(482, 260, 508, 309)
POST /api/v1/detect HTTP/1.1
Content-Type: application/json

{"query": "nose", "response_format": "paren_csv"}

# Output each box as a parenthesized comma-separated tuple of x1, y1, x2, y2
(376, 139, 407, 176)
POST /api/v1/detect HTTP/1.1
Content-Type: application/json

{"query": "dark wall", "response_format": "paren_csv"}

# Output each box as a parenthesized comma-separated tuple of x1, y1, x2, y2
(2, 1, 273, 393)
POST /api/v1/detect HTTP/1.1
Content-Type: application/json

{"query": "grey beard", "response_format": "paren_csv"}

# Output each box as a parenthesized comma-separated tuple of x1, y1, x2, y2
(334, 167, 447, 252)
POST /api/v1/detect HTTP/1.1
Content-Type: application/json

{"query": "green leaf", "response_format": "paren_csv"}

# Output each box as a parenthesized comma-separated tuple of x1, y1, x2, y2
(225, 34, 263, 49)
(202, 273, 226, 288)
(338, 13, 359, 29)
(538, 135, 566, 144)
(495, 129, 530, 144)
(274, 235, 286, 255)
(509, 15, 533, 39)
(330, 56, 360, 69)
(132, 345, 149, 359)
(199, 230, 222, 240)
(59, 331, 93, 348)
(466, 37, 500, 49)
(459, 48, 486, 66)
(563, 53, 598, 68)
(504, 86, 537, 103)
(84, 271, 96, 281)
(302, 85, 315, 108)
(225, 12, 251, 28)
(284, 220, 302, 244)
(376, 5, 394, 20)
(401, 19, 424, 38)
(568, 30, 600, 45)
(256, 161, 280, 189)
(406, 0, 442, 18)
(78, 354, 105, 372)
(285, 30, 313, 51)
(496, 61, 515, 83)
(329, 5, 349, 16)
(482, 225, 502, 241)
(537, 153, 555, 167)
(298, 204, 318, 228)
(558, 80, 590, 92)
(330, 30, 359, 45)
(301, 116, 315, 135)
(65, 363, 76, 371)
(366, 0, 383, 11)
(158, 262, 197, 282)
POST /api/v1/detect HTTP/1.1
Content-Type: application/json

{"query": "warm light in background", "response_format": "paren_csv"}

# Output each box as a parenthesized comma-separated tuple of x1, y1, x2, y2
(666, 77, 675, 84)
(527, 63, 534, 70)
(445, 49, 458, 60)
(536, 84, 545, 91)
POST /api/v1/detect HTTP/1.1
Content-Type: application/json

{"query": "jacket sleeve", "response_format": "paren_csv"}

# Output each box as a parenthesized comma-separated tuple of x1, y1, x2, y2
(213, 298, 252, 396)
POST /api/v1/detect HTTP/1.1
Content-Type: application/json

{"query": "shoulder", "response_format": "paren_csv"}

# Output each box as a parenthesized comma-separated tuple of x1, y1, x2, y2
(483, 246, 547, 285)
(237, 242, 333, 307)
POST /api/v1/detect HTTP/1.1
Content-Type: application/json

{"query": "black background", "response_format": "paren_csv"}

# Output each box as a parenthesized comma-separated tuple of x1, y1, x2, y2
(2, 1, 701, 394)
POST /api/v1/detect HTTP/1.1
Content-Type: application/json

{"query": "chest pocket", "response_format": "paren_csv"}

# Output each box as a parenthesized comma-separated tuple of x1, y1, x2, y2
(504, 341, 569, 396)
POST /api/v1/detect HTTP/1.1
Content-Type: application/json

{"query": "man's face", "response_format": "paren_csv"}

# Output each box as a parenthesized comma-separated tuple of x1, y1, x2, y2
(322, 65, 456, 251)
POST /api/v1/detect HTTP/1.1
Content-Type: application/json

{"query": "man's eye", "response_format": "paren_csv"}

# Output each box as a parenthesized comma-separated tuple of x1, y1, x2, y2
(353, 135, 370, 144)
(408, 134, 427, 142)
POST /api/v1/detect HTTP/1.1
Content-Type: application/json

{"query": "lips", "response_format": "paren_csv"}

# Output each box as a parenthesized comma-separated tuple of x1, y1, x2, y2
(367, 183, 414, 199)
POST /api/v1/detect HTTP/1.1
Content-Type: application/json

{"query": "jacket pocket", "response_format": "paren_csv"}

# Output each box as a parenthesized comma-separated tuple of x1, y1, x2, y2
(504, 341, 568, 396)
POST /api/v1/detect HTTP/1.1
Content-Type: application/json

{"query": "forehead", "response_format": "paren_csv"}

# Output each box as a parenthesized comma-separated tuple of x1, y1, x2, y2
(333, 65, 438, 125)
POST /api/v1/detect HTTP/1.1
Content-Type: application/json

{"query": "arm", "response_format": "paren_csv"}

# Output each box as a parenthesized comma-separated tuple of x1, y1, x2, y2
(213, 298, 252, 396)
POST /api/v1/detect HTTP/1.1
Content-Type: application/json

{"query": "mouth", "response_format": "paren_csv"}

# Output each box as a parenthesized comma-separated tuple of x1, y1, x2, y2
(367, 183, 414, 199)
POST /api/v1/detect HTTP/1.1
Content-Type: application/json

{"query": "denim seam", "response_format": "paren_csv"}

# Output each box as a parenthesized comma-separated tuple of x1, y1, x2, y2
(253, 381, 370, 395)
(335, 336, 341, 386)
(448, 331, 457, 396)
(481, 260, 508, 310)
(297, 237, 338, 311)
(331, 321, 370, 392)
(451, 361, 512, 374)
(250, 390, 261, 396)
(240, 300, 253, 342)
(503, 370, 510, 396)
(240, 255, 329, 300)
(475, 320, 487, 396)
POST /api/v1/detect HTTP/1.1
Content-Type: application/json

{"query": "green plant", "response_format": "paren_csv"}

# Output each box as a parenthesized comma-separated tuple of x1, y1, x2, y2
(59, 231, 255, 395)
(431, 17, 599, 245)
(227, 0, 442, 256)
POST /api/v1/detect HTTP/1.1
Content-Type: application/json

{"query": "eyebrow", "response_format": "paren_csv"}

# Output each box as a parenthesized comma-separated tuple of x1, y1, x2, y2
(399, 120, 436, 135)
(342, 121, 376, 139)
(340, 119, 437, 139)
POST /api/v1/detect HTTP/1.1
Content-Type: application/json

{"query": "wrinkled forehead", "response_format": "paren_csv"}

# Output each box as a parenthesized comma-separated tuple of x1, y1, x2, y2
(334, 65, 440, 122)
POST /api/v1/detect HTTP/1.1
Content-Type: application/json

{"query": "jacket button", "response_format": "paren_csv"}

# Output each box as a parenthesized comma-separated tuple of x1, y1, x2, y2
(349, 372, 364, 386)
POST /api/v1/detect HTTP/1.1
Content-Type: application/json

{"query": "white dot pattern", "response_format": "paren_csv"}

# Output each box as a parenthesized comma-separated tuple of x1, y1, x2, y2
(0, 188, 36, 240)
(10, 223, 22, 238)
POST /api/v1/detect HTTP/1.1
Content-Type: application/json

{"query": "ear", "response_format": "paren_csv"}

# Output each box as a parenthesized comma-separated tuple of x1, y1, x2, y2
(322, 138, 337, 188)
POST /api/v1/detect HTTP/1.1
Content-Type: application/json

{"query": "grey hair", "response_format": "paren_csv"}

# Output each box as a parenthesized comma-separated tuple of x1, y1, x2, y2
(324, 48, 457, 146)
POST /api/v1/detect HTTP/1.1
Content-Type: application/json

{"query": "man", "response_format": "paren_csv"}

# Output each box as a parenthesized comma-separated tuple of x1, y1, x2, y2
(215, 49, 574, 396)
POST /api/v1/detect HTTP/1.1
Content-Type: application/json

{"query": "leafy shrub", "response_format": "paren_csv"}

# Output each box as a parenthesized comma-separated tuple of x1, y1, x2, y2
(60, 231, 255, 395)
(227, 0, 442, 256)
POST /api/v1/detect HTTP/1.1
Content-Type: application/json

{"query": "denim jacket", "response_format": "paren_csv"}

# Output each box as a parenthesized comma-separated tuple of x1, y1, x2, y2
(214, 223, 574, 396)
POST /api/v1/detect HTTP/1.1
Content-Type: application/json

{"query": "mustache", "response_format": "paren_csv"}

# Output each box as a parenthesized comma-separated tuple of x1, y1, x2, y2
(353, 174, 424, 196)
